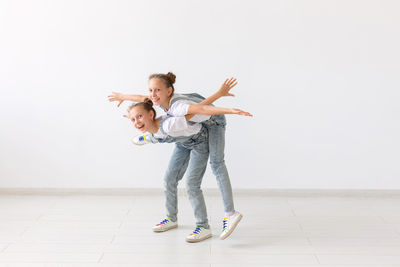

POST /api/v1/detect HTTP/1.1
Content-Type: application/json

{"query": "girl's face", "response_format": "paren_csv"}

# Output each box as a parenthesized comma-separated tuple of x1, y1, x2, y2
(148, 78, 173, 107)
(129, 106, 155, 133)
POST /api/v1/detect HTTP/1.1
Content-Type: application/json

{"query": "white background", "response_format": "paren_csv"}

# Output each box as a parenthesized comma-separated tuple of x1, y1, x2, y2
(1, 0, 399, 189)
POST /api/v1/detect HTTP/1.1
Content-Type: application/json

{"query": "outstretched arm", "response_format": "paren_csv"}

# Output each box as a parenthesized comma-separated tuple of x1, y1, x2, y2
(187, 104, 252, 117)
(108, 92, 147, 107)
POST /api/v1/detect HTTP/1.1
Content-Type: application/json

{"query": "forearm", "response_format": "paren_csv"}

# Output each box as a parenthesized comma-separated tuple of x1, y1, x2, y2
(187, 104, 234, 116)
(198, 92, 222, 106)
(184, 93, 222, 121)
(123, 94, 147, 102)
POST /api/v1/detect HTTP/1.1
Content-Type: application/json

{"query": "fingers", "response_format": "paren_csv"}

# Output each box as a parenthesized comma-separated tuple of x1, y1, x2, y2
(234, 108, 253, 117)
(108, 92, 124, 106)
(222, 78, 237, 91)
(223, 77, 237, 86)
(226, 77, 236, 85)
(229, 81, 238, 88)
(240, 112, 253, 117)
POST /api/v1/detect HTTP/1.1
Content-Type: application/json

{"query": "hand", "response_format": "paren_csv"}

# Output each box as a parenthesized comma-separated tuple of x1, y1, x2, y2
(108, 92, 125, 107)
(217, 77, 237, 97)
(231, 108, 253, 117)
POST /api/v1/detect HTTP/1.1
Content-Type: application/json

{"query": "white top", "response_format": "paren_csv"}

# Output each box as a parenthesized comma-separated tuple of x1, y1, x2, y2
(164, 94, 211, 123)
(153, 115, 203, 139)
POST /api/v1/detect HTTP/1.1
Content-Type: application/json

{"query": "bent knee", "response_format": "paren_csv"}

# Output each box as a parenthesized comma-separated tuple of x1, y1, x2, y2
(210, 159, 226, 169)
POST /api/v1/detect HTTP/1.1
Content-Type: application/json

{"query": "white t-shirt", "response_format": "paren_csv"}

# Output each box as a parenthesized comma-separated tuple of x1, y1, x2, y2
(153, 115, 203, 139)
(164, 94, 211, 123)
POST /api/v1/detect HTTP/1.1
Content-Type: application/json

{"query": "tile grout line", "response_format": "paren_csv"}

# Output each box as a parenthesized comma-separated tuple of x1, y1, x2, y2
(109, 234, 116, 244)
(313, 253, 321, 265)
(286, 197, 297, 217)
(97, 252, 105, 263)
(125, 208, 131, 216)
(379, 215, 388, 223)
(0, 243, 12, 253)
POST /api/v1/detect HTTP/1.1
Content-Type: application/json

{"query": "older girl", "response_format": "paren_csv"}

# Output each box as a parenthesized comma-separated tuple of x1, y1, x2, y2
(109, 74, 246, 240)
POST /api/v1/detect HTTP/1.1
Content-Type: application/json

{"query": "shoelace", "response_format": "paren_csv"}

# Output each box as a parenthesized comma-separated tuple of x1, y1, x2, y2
(158, 218, 169, 225)
(222, 217, 228, 231)
(192, 226, 203, 235)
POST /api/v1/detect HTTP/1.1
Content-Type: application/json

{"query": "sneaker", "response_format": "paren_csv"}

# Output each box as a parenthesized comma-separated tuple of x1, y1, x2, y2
(152, 218, 178, 232)
(219, 211, 243, 240)
(132, 134, 153, 145)
(186, 226, 212, 243)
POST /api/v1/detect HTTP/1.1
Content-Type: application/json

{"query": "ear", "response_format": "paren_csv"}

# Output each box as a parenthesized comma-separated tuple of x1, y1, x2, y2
(150, 110, 156, 121)
(167, 87, 173, 97)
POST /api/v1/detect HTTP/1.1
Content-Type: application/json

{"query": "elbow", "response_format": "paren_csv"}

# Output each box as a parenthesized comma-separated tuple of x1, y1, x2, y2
(200, 105, 212, 115)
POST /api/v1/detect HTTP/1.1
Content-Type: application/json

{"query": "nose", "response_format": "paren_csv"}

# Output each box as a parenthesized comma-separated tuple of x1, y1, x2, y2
(150, 91, 156, 97)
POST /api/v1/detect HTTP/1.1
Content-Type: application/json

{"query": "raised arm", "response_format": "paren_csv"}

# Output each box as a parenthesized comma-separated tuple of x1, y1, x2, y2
(184, 77, 237, 120)
(108, 92, 147, 107)
(199, 77, 237, 105)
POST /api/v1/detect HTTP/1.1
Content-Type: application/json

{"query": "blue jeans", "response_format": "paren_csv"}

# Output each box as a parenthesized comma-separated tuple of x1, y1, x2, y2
(157, 93, 235, 215)
(163, 129, 210, 228)
(202, 115, 235, 214)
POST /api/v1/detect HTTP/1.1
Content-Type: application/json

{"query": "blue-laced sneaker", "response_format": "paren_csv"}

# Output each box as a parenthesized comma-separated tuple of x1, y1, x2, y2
(186, 226, 212, 243)
(152, 218, 178, 232)
(132, 134, 153, 145)
(220, 211, 243, 240)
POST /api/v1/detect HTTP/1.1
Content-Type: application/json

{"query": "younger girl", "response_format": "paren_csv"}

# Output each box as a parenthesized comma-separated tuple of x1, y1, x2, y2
(127, 98, 251, 242)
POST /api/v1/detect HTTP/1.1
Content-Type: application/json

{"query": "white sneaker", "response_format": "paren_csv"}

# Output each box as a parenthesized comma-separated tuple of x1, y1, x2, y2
(152, 218, 178, 232)
(219, 211, 243, 240)
(132, 134, 153, 145)
(186, 226, 212, 243)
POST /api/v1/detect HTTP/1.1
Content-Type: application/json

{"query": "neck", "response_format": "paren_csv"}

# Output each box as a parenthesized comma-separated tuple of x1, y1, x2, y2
(146, 118, 161, 134)
(161, 96, 172, 111)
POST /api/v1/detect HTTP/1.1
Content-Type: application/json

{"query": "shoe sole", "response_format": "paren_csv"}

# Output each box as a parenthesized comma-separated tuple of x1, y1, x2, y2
(185, 233, 212, 243)
(132, 141, 147, 146)
(219, 213, 243, 240)
(152, 224, 178, 232)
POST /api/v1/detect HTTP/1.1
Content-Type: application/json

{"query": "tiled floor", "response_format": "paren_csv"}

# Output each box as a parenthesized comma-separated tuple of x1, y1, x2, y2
(0, 191, 400, 266)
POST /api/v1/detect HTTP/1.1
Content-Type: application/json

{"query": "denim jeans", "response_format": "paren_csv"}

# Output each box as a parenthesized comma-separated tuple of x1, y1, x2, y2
(163, 128, 210, 228)
(159, 93, 235, 217)
(202, 115, 235, 214)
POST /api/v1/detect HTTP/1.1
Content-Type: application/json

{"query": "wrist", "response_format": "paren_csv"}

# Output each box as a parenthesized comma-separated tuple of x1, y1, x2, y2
(215, 91, 223, 97)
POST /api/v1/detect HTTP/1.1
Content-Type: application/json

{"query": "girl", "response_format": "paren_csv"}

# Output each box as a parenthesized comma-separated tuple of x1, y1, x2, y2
(109, 74, 246, 240)
(126, 97, 251, 242)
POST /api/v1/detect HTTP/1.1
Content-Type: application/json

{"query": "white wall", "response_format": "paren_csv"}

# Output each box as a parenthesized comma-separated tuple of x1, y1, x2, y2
(1, 0, 399, 189)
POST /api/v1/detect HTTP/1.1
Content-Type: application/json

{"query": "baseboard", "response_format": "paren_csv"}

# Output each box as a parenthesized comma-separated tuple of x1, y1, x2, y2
(0, 188, 399, 197)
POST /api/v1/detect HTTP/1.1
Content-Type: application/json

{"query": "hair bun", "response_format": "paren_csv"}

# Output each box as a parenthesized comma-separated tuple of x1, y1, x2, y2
(143, 98, 154, 107)
(166, 72, 176, 84)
